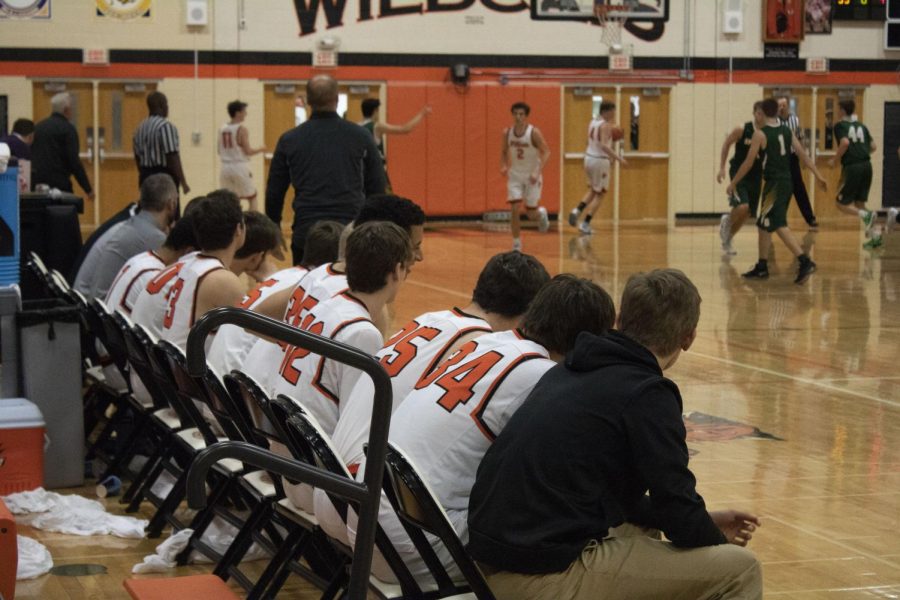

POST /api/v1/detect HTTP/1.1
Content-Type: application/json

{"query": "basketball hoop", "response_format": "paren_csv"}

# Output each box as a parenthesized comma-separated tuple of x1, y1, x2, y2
(594, 0, 636, 52)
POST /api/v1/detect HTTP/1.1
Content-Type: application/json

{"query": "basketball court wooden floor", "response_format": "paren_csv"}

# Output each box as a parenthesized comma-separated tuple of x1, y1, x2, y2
(14, 220, 900, 599)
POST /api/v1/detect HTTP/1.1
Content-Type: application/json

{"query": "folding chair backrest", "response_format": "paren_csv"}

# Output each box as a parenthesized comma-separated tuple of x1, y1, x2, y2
(91, 298, 131, 384)
(201, 369, 254, 443)
(382, 443, 496, 599)
(132, 325, 189, 422)
(113, 314, 166, 411)
(223, 371, 282, 450)
(285, 412, 424, 596)
(157, 340, 222, 445)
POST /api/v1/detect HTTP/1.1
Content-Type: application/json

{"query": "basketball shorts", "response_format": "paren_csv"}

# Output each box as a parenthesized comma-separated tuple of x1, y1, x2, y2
(220, 162, 256, 198)
(729, 176, 762, 218)
(584, 155, 610, 193)
(507, 174, 542, 208)
(757, 178, 792, 233)
(836, 161, 872, 206)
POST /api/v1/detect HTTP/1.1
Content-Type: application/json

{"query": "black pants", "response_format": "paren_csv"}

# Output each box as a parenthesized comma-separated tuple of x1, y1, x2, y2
(789, 154, 816, 225)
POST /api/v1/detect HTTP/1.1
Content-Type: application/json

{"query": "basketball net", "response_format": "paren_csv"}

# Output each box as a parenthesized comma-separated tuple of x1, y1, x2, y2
(595, 1, 632, 52)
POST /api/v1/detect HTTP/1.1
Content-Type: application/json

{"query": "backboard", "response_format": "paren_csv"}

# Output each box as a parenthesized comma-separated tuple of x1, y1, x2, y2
(531, 0, 669, 23)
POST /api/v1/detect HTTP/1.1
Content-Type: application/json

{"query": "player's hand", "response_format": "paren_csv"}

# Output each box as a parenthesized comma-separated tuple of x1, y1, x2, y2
(827, 158, 835, 169)
(726, 183, 736, 197)
(717, 169, 725, 184)
(619, 157, 628, 167)
(710, 510, 760, 547)
(816, 177, 827, 193)
(500, 165, 508, 176)
(421, 105, 432, 116)
(182, 183, 191, 194)
(529, 171, 540, 184)
(86, 191, 95, 201)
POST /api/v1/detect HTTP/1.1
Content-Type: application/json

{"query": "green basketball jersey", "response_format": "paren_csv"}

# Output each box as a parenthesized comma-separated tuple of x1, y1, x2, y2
(362, 120, 385, 158)
(762, 123, 792, 181)
(729, 121, 762, 179)
(833, 119, 871, 166)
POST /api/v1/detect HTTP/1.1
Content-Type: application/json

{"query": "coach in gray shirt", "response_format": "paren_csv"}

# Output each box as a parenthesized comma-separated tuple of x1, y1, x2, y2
(74, 173, 178, 298)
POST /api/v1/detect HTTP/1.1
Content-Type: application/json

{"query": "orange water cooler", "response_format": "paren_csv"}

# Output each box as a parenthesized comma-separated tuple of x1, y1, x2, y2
(0, 497, 16, 600)
(0, 398, 45, 495)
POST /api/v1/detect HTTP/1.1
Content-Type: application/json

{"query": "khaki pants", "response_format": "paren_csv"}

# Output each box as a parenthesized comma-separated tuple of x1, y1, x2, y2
(485, 524, 762, 600)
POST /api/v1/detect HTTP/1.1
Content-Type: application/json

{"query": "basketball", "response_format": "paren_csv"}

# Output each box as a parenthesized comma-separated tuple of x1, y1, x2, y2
(611, 126, 624, 141)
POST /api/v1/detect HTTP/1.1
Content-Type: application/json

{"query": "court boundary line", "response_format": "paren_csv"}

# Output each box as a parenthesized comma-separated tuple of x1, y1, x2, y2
(406, 278, 472, 299)
(763, 515, 899, 571)
(689, 351, 900, 410)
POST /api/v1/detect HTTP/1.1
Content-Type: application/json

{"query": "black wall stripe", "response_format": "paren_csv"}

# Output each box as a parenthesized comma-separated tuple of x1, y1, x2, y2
(2, 47, 898, 73)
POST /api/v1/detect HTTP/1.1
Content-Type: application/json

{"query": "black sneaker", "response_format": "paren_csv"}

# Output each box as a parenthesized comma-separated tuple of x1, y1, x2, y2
(742, 264, 769, 279)
(795, 259, 816, 284)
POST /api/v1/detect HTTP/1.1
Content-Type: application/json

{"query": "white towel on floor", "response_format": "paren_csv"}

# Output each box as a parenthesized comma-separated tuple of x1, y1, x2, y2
(16, 535, 53, 579)
(2, 487, 147, 539)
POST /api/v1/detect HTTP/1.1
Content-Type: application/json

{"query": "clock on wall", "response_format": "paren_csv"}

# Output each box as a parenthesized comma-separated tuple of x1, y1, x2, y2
(833, 0, 886, 21)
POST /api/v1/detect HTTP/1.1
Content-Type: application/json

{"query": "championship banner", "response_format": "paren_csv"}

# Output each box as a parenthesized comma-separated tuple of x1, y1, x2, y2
(96, 0, 151, 20)
(0, 0, 50, 19)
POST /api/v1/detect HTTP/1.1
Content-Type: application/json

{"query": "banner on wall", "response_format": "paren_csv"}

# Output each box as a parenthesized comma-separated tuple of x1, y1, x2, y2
(96, 0, 151, 20)
(0, 0, 50, 19)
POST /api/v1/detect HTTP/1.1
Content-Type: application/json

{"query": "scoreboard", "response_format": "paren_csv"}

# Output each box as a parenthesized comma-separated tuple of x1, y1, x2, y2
(833, 0, 886, 21)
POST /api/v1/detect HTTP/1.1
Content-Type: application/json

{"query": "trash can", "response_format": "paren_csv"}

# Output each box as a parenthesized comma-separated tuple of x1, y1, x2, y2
(0, 397, 45, 495)
(17, 299, 83, 488)
(18, 191, 83, 300)
(0, 165, 19, 286)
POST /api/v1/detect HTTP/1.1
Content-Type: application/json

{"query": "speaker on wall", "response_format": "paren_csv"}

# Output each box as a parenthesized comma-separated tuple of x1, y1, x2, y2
(723, 0, 743, 34)
(186, 0, 208, 26)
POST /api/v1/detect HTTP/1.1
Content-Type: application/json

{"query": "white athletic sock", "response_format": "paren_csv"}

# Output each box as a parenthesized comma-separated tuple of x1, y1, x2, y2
(858, 209, 868, 218)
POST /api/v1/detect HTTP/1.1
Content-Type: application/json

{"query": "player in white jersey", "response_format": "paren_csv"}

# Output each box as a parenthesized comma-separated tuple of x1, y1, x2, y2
(105, 216, 197, 316)
(348, 274, 617, 584)
(272, 222, 413, 518)
(330, 251, 550, 472)
(502, 102, 551, 252)
(207, 220, 343, 378)
(218, 100, 266, 210)
(569, 101, 626, 236)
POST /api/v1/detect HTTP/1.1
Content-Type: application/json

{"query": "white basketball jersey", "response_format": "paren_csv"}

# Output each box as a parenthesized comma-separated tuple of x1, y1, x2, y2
(270, 291, 381, 436)
(388, 330, 553, 542)
(239, 264, 346, 396)
(207, 266, 308, 378)
(507, 124, 540, 177)
(131, 251, 199, 340)
(218, 122, 247, 164)
(586, 117, 608, 158)
(105, 251, 165, 315)
(332, 308, 492, 469)
(157, 254, 226, 352)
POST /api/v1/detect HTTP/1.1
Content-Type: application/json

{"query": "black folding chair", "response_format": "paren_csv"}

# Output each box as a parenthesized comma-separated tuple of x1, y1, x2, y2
(379, 443, 495, 600)
(184, 307, 394, 600)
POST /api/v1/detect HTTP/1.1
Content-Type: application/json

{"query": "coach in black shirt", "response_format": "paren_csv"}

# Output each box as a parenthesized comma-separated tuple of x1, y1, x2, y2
(265, 74, 385, 265)
(31, 92, 93, 198)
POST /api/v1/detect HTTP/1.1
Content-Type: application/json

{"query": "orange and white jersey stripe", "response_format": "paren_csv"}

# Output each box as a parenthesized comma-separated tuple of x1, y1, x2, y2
(332, 307, 491, 468)
(105, 250, 165, 315)
(131, 251, 198, 339)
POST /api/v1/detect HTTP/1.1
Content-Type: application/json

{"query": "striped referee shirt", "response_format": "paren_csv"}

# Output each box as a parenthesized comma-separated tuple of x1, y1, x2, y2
(780, 113, 802, 155)
(133, 115, 180, 167)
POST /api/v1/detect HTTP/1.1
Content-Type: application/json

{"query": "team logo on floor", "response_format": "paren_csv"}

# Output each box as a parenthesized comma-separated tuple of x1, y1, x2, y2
(684, 411, 783, 443)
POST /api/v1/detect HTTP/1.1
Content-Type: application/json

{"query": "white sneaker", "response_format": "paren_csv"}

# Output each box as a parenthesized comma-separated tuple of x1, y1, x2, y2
(568, 208, 579, 227)
(719, 214, 732, 250)
(861, 210, 876, 238)
(887, 207, 899, 235)
(579, 221, 593, 235)
(722, 239, 737, 256)
(512, 238, 522, 251)
(537, 206, 550, 232)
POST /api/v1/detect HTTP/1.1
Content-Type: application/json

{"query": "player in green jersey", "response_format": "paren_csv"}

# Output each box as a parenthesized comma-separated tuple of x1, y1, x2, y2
(828, 100, 892, 249)
(717, 101, 765, 255)
(728, 98, 827, 284)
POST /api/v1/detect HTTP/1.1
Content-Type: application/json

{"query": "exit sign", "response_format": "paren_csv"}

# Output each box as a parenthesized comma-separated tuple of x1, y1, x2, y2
(83, 48, 109, 66)
(805, 57, 828, 73)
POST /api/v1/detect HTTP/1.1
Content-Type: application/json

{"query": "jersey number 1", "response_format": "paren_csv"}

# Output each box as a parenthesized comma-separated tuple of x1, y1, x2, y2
(222, 131, 234, 148)
(777, 134, 786, 156)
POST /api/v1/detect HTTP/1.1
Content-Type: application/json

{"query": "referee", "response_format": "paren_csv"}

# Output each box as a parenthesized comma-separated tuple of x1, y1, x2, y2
(777, 96, 818, 229)
(133, 91, 190, 198)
